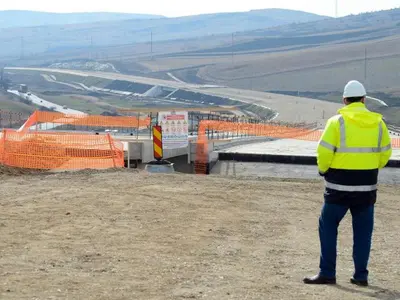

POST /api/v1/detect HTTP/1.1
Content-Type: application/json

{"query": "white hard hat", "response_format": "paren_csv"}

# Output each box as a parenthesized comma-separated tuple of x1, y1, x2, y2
(343, 80, 367, 98)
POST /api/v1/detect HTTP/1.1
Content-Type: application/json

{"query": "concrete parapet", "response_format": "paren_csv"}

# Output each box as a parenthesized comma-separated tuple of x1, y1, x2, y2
(218, 152, 400, 168)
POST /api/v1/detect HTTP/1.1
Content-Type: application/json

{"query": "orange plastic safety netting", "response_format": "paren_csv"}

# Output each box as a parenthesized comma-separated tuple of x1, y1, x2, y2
(19, 111, 151, 132)
(194, 120, 317, 174)
(194, 120, 400, 174)
(0, 129, 124, 170)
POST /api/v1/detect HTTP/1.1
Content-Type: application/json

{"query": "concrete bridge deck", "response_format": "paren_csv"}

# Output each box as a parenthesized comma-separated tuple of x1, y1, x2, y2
(219, 139, 400, 161)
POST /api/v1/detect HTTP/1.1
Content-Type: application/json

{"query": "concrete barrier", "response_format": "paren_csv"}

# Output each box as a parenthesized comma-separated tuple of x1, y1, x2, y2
(218, 152, 400, 168)
(123, 140, 189, 164)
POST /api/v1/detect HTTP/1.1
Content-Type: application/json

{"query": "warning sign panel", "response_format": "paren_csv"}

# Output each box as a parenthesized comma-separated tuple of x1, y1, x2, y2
(158, 111, 189, 149)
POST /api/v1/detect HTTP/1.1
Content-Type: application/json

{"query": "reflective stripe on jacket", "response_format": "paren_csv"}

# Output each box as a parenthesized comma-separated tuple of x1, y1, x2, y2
(317, 102, 392, 194)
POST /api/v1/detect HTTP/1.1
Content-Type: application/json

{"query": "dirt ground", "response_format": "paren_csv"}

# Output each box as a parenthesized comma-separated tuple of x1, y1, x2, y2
(0, 170, 399, 300)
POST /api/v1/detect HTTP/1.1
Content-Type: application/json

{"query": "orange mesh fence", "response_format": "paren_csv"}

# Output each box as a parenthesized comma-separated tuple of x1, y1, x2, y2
(194, 120, 400, 174)
(198, 120, 317, 139)
(194, 120, 317, 174)
(0, 129, 124, 170)
(19, 111, 151, 132)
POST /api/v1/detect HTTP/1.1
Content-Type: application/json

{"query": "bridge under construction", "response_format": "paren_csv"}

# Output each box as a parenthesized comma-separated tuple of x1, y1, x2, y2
(1, 110, 399, 174)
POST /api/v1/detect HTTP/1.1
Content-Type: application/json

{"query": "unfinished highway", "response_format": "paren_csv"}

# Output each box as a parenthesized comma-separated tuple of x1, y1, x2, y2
(6, 67, 342, 124)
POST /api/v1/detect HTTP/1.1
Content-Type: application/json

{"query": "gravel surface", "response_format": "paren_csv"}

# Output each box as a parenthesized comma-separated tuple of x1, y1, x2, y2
(0, 170, 399, 300)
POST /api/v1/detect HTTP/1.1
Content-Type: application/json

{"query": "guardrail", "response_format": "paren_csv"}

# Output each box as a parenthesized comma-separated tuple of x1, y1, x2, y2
(388, 124, 400, 135)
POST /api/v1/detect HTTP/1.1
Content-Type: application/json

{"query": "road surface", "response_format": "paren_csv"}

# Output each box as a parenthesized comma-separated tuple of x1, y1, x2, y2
(6, 67, 342, 124)
(7, 90, 86, 131)
(8, 90, 85, 115)
(167, 72, 186, 84)
(41, 74, 85, 91)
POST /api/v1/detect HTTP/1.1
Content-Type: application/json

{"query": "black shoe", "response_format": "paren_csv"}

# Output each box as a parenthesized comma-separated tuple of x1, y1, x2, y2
(303, 274, 336, 285)
(350, 278, 368, 287)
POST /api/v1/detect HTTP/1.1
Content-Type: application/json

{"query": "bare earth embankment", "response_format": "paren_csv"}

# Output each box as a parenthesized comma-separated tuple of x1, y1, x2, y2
(0, 170, 399, 300)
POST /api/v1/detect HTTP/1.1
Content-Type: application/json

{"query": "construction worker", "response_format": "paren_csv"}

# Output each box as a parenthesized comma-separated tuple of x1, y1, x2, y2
(304, 80, 392, 286)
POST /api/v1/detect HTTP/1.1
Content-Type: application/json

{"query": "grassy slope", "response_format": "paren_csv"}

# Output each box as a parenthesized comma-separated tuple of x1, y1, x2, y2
(0, 99, 34, 114)
(6, 9, 400, 124)
(0, 93, 35, 114)
(376, 107, 400, 126)
(36, 93, 106, 115)
(130, 8, 400, 96)
(290, 93, 400, 126)
(139, 34, 400, 94)
(13, 8, 399, 68)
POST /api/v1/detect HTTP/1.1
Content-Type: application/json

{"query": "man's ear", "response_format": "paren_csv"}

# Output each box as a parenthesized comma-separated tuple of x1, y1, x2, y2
(343, 98, 347, 105)
(361, 97, 366, 104)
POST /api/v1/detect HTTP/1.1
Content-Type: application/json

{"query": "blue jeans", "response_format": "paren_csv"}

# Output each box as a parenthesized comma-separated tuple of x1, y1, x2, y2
(319, 202, 374, 280)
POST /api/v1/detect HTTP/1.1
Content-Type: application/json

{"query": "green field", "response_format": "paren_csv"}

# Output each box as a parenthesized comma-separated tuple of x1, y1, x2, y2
(49, 73, 113, 89)
(36, 93, 106, 115)
(0, 94, 35, 114)
(35, 92, 215, 116)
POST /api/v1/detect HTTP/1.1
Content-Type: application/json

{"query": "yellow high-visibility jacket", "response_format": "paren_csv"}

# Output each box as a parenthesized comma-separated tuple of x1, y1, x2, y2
(317, 102, 392, 193)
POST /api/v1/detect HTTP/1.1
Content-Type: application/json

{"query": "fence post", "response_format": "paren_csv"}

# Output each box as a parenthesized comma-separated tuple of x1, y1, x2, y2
(207, 113, 210, 139)
(1, 129, 7, 164)
(107, 133, 116, 168)
(149, 112, 153, 139)
(136, 112, 140, 142)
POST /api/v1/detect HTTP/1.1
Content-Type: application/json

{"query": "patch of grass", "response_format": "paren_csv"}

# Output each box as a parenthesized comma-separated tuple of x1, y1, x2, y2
(0, 94, 35, 114)
(36, 93, 105, 115)
(45, 73, 113, 89)
(241, 103, 276, 119)
(375, 106, 400, 126)
(293, 91, 400, 126)
(0, 99, 34, 113)
(81, 76, 113, 88)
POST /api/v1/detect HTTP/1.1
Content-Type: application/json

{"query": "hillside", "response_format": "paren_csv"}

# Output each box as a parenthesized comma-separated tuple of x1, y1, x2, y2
(191, 8, 400, 54)
(0, 9, 327, 59)
(0, 11, 164, 28)
(2, 8, 400, 124)
(108, 8, 400, 125)
(129, 8, 400, 99)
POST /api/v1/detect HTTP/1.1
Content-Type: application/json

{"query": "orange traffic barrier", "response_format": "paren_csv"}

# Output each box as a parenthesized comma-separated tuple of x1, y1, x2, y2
(19, 111, 151, 132)
(0, 129, 124, 170)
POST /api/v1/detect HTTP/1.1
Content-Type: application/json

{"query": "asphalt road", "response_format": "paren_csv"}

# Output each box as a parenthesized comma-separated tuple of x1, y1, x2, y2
(7, 90, 86, 131)
(8, 90, 85, 115)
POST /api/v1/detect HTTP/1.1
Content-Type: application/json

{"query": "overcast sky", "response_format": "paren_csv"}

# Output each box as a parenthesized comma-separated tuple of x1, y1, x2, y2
(1, 0, 399, 17)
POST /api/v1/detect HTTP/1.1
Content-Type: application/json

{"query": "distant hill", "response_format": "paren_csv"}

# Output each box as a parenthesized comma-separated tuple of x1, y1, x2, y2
(183, 8, 400, 55)
(0, 10, 164, 28)
(250, 7, 400, 37)
(152, 8, 400, 112)
(0, 9, 327, 58)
